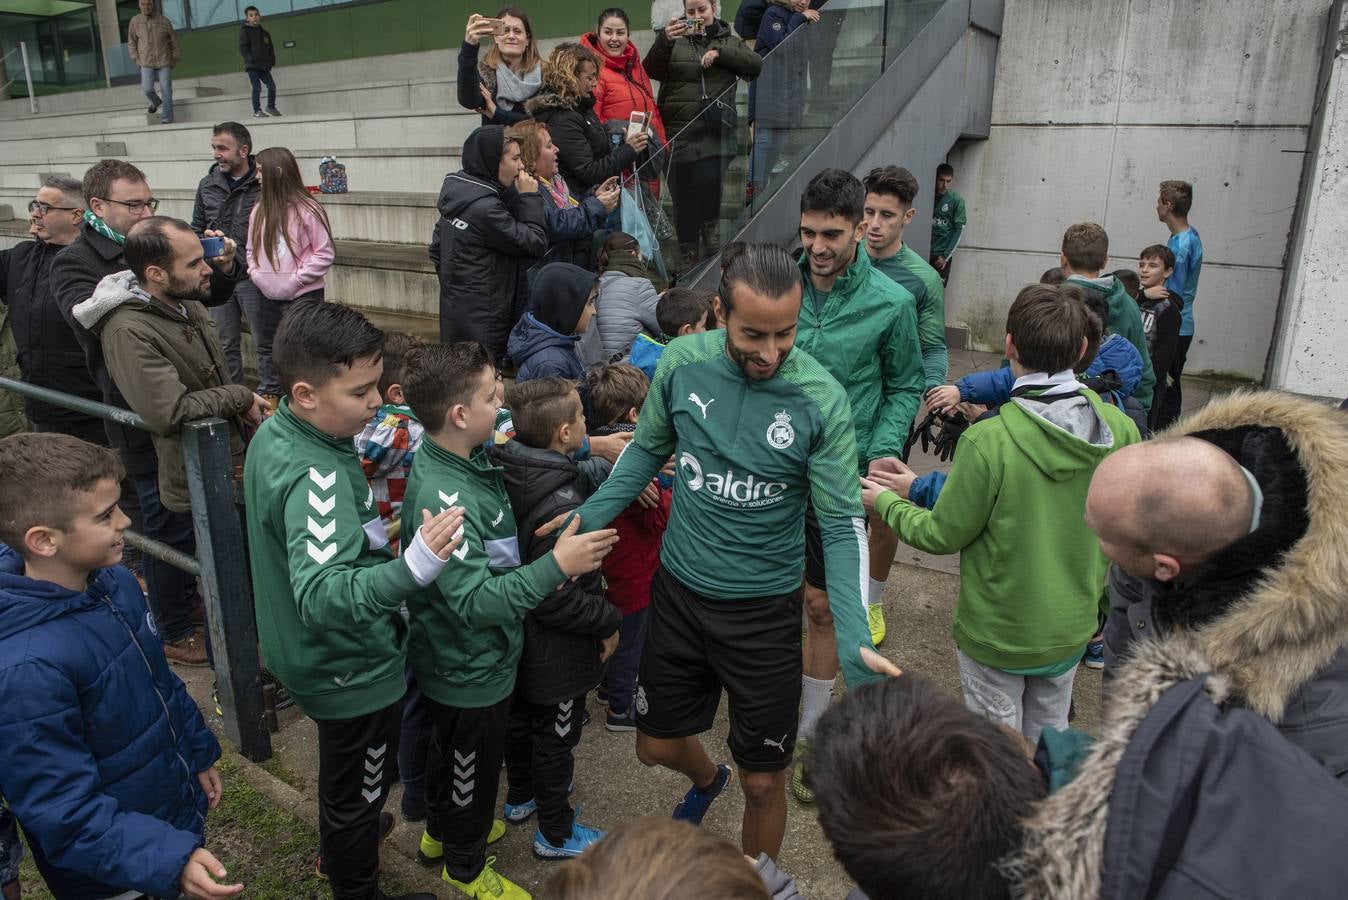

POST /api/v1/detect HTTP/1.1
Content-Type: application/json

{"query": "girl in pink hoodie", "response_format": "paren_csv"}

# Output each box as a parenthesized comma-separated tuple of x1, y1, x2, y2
(246, 146, 335, 397)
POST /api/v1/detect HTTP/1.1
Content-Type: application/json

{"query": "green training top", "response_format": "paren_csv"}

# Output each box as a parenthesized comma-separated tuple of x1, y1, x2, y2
(868, 243, 949, 388)
(930, 189, 967, 259)
(573, 330, 879, 688)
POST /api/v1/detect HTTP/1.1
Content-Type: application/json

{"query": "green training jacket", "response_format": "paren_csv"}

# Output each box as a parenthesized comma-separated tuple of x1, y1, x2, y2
(402, 437, 564, 709)
(572, 330, 879, 688)
(795, 245, 924, 469)
(244, 400, 420, 720)
(868, 243, 949, 389)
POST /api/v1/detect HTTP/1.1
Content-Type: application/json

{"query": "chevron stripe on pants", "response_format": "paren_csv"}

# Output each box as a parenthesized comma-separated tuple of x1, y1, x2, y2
(504, 692, 587, 846)
(424, 696, 510, 883)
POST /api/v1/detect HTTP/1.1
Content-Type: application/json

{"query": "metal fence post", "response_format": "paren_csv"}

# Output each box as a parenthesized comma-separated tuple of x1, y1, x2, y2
(182, 419, 271, 762)
(19, 41, 35, 114)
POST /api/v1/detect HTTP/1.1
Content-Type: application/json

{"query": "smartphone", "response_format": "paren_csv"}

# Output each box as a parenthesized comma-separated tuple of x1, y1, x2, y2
(483, 17, 507, 35)
(626, 111, 649, 139)
(682, 16, 705, 35)
(200, 235, 226, 258)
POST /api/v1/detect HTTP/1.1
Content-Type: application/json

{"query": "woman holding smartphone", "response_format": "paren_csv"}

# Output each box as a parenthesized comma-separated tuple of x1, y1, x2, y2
(525, 42, 650, 195)
(580, 8, 668, 152)
(245, 146, 334, 402)
(457, 7, 543, 126)
(644, 0, 761, 266)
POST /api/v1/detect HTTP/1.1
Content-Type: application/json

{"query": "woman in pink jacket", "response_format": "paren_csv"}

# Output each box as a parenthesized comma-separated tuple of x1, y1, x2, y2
(246, 146, 334, 400)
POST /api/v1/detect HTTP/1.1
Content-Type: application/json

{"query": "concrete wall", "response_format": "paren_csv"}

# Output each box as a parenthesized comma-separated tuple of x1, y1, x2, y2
(944, 0, 1330, 380)
(1268, 0, 1348, 400)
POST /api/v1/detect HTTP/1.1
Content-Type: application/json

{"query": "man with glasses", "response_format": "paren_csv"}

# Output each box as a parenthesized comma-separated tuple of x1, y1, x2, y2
(0, 177, 105, 442)
(52, 159, 242, 668)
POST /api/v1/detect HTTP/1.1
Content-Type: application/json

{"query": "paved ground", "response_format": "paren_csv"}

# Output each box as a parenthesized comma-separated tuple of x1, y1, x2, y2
(175, 352, 1235, 898)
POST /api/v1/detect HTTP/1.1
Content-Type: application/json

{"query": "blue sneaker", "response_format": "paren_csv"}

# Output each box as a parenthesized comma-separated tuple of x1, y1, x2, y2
(533, 820, 605, 859)
(503, 797, 537, 824)
(1083, 636, 1105, 670)
(672, 764, 732, 825)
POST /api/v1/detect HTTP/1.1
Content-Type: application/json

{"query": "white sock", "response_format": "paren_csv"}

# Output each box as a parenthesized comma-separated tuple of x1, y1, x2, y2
(798, 675, 836, 743)
(867, 577, 887, 607)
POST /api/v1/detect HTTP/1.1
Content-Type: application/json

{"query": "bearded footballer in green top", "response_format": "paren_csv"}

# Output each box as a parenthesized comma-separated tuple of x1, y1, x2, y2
(553, 242, 877, 860)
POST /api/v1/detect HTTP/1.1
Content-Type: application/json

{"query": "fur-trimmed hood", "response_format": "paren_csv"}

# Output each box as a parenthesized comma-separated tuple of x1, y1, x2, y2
(1162, 390, 1348, 720)
(1008, 632, 1348, 899)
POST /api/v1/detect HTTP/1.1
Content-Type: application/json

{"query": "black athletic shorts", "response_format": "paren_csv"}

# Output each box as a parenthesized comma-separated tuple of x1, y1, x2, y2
(803, 503, 870, 590)
(635, 566, 803, 772)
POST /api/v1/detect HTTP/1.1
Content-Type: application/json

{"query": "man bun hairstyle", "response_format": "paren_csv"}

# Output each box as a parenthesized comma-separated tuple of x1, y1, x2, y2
(806, 674, 1046, 900)
(863, 165, 919, 209)
(1006, 282, 1093, 374)
(82, 159, 148, 205)
(717, 242, 801, 314)
(800, 167, 865, 224)
(273, 300, 385, 393)
(505, 377, 582, 449)
(1158, 179, 1193, 217)
(0, 433, 125, 554)
(124, 216, 194, 282)
(402, 341, 494, 430)
(1061, 222, 1109, 274)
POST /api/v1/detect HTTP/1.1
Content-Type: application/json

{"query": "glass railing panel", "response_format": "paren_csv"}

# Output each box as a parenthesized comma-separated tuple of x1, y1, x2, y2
(628, 0, 951, 285)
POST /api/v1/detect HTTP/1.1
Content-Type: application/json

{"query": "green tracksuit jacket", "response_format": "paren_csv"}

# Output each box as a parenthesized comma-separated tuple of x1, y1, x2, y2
(402, 437, 564, 709)
(571, 330, 879, 688)
(867, 243, 948, 389)
(244, 400, 422, 719)
(875, 386, 1140, 670)
(795, 246, 924, 470)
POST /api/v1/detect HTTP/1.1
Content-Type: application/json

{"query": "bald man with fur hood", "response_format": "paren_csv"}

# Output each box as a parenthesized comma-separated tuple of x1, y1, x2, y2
(1085, 390, 1348, 781)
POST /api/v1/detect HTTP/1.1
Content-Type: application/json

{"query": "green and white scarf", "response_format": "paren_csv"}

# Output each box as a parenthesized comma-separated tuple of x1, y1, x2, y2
(84, 210, 125, 245)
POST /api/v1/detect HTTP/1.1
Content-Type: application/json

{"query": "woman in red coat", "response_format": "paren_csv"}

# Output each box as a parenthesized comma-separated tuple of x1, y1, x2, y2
(580, 8, 668, 157)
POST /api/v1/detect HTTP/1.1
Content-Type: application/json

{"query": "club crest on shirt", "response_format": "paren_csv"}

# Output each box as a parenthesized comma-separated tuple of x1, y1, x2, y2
(766, 410, 795, 450)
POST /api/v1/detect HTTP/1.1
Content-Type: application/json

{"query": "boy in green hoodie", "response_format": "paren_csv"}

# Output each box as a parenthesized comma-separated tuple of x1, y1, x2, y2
(861, 284, 1140, 744)
(244, 301, 465, 900)
(399, 341, 617, 900)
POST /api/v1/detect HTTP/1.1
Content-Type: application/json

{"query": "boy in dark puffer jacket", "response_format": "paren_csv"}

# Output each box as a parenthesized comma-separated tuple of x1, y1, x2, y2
(0, 433, 236, 900)
(493, 378, 621, 861)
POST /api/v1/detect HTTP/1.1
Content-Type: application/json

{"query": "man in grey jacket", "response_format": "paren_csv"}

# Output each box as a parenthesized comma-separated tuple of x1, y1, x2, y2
(1086, 390, 1348, 783)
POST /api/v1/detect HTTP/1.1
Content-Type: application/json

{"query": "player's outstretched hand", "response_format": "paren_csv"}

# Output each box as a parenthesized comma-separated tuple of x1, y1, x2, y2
(860, 646, 903, 678)
(552, 515, 619, 577)
(179, 848, 244, 899)
(420, 506, 466, 561)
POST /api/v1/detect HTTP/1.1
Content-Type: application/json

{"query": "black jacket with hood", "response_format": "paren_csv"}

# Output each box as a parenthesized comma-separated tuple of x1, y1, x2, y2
(0, 237, 103, 425)
(238, 22, 275, 70)
(431, 125, 549, 363)
(1102, 390, 1348, 782)
(490, 439, 620, 705)
(1007, 634, 1348, 900)
(525, 89, 639, 196)
(191, 158, 260, 252)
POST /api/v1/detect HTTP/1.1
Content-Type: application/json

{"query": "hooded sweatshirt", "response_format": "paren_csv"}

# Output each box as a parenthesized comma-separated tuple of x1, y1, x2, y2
(1065, 274, 1155, 409)
(875, 372, 1141, 669)
(434, 125, 549, 360)
(509, 261, 593, 385)
(245, 200, 334, 300)
(73, 270, 255, 512)
(402, 436, 566, 708)
(0, 546, 220, 900)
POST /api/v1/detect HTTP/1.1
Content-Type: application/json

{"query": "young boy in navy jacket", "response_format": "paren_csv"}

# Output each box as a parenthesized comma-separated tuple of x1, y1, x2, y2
(0, 433, 238, 900)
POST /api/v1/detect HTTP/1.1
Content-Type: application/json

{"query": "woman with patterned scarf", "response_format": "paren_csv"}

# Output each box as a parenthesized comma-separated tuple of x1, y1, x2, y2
(457, 6, 543, 126)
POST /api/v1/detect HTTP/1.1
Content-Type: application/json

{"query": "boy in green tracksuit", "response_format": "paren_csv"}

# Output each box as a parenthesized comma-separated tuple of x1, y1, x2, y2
(862, 283, 1140, 745)
(791, 168, 924, 803)
(398, 342, 616, 900)
(930, 162, 966, 285)
(1059, 222, 1156, 411)
(244, 301, 463, 900)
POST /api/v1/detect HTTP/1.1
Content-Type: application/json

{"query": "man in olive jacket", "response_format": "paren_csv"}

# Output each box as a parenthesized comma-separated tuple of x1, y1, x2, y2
(128, 0, 180, 124)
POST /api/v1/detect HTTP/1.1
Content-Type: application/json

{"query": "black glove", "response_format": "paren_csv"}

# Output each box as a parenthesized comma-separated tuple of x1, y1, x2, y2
(931, 410, 969, 462)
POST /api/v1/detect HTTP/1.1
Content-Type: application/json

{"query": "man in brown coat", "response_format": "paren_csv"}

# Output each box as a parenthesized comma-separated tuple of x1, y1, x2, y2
(128, 0, 181, 124)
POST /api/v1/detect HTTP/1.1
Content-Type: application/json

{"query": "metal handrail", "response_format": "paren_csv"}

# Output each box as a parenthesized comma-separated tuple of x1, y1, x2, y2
(0, 375, 271, 761)
(0, 42, 38, 113)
